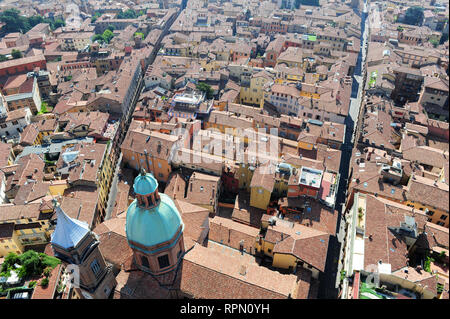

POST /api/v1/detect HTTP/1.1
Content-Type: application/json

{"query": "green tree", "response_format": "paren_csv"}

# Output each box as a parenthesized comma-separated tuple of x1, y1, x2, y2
(93, 34, 105, 43)
(403, 7, 424, 26)
(196, 82, 214, 99)
(1, 252, 19, 273)
(0, 9, 30, 33)
(0, 10, 64, 33)
(18, 251, 43, 278)
(429, 38, 439, 48)
(116, 9, 145, 19)
(51, 19, 66, 30)
(102, 29, 114, 43)
(11, 49, 22, 59)
(91, 12, 102, 23)
(43, 266, 52, 277)
(28, 15, 44, 28)
(40, 277, 49, 287)
(134, 32, 144, 39)
(0, 54, 8, 62)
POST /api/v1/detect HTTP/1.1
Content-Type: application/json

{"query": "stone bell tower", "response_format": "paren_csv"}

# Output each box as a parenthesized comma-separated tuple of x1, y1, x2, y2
(50, 203, 116, 299)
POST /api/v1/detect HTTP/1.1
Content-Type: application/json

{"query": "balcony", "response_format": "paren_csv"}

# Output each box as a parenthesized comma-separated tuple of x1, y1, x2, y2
(18, 233, 49, 246)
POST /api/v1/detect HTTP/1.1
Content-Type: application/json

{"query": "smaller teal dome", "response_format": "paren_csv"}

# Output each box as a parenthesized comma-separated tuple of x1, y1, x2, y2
(133, 172, 158, 195)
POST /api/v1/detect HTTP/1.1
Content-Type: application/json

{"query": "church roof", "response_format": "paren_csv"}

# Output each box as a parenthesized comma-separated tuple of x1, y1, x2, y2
(51, 206, 90, 249)
(126, 193, 184, 251)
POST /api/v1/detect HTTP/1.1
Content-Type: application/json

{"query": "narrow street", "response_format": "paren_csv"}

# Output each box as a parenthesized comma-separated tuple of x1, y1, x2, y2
(105, 153, 122, 220)
(318, 0, 369, 299)
(103, 9, 181, 221)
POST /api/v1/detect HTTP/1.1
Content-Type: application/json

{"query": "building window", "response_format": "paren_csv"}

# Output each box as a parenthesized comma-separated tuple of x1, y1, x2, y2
(440, 215, 447, 221)
(158, 254, 170, 269)
(141, 255, 149, 268)
(90, 259, 101, 277)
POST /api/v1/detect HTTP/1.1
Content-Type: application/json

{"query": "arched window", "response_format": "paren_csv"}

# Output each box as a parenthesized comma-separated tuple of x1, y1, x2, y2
(141, 255, 149, 268)
(158, 254, 170, 269)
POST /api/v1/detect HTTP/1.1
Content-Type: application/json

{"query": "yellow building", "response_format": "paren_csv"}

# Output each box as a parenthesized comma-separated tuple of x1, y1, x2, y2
(0, 223, 23, 257)
(239, 71, 273, 107)
(204, 110, 254, 143)
(97, 141, 115, 219)
(255, 219, 329, 279)
(0, 203, 54, 257)
(121, 128, 178, 183)
(237, 163, 255, 191)
(48, 180, 69, 196)
(249, 165, 275, 210)
(404, 175, 449, 228)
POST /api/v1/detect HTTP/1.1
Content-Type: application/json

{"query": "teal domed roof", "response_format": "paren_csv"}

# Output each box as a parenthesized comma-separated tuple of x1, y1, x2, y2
(133, 172, 158, 195)
(126, 193, 184, 251)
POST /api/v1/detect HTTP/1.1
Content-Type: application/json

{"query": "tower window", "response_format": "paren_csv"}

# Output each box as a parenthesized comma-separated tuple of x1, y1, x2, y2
(158, 254, 170, 269)
(90, 259, 101, 277)
(141, 255, 149, 268)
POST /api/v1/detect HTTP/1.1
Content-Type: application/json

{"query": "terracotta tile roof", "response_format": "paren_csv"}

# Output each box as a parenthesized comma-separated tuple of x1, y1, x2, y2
(0, 142, 12, 168)
(180, 242, 307, 299)
(0, 203, 42, 221)
(250, 164, 275, 192)
(31, 264, 62, 299)
(61, 143, 107, 184)
(392, 266, 438, 296)
(121, 127, 178, 161)
(12, 153, 45, 187)
(173, 199, 210, 248)
(3, 74, 28, 91)
(98, 231, 133, 268)
(209, 216, 259, 252)
(13, 182, 49, 205)
(266, 221, 330, 272)
(407, 175, 449, 212)
(278, 197, 338, 235)
(424, 77, 449, 92)
(35, 118, 57, 133)
(232, 192, 266, 228)
(111, 181, 131, 219)
(363, 195, 428, 272)
(185, 172, 220, 207)
(424, 222, 449, 250)
(5, 108, 30, 122)
(0, 54, 45, 70)
(349, 147, 406, 202)
(114, 269, 172, 299)
(402, 146, 448, 170)
(57, 111, 109, 138)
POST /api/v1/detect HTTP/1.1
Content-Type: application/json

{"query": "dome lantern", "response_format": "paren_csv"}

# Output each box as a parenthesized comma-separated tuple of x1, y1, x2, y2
(133, 169, 161, 209)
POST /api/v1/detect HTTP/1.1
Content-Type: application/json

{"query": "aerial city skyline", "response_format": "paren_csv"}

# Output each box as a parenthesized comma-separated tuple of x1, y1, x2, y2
(0, 0, 448, 303)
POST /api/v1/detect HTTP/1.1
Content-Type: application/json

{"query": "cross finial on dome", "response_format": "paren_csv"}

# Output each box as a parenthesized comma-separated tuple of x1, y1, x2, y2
(140, 168, 147, 176)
